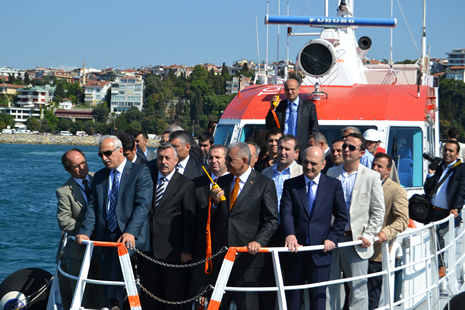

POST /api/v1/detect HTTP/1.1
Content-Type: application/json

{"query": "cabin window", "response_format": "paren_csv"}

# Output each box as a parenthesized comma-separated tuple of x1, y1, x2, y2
(239, 125, 267, 142)
(387, 126, 423, 187)
(318, 125, 377, 145)
(214, 125, 235, 146)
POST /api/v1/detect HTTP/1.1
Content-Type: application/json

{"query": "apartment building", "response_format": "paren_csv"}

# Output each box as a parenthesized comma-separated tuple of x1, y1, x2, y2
(110, 76, 144, 114)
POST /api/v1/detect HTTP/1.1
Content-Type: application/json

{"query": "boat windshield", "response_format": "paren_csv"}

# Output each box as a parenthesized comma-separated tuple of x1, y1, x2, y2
(319, 126, 377, 146)
(387, 126, 423, 187)
(214, 125, 235, 146)
(239, 125, 267, 142)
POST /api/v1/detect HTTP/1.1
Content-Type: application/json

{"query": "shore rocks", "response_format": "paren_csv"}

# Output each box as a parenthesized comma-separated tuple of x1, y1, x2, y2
(0, 134, 160, 147)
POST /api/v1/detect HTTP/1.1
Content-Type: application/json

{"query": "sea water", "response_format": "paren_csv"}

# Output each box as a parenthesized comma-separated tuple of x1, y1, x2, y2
(0, 143, 110, 282)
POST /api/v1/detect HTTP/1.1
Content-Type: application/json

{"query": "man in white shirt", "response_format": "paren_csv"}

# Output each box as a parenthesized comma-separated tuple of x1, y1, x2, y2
(117, 132, 148, 165)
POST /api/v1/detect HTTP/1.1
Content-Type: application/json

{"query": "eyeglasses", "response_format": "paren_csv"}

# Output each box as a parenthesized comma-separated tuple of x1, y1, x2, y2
(226, 157, 240, 162)
(342, 143, 360, 152)
(70, 160, 87, 170)
(98, 148, 119, 158)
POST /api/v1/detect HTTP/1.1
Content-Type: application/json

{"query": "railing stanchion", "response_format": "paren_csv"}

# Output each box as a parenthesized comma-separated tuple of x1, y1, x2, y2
(70, 241, 94, 309)
(271, 249, 287, 310)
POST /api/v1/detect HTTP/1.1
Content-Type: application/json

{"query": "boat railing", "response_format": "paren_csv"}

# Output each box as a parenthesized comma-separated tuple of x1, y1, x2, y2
(49, 238, 142, 310)
(208, 212, 465, 310)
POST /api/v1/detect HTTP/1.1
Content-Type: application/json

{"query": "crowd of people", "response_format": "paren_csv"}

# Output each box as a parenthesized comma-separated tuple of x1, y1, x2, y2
(56, 78, 465, 310)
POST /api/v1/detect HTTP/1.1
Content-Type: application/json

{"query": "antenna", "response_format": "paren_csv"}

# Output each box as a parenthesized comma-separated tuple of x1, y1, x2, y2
(390, 0, 393, 67)
(266, 1, 269, 84)
(255, 14, 260, 84)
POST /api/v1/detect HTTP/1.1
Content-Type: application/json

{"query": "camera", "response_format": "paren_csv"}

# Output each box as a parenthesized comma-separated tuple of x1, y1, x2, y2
(423, 153, 443, 171)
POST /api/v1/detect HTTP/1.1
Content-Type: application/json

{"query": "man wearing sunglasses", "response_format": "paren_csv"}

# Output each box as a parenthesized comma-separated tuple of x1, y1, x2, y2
(326, 133, 385, 310)
(76, 136, 153, 310)
(210, 142, 279, 310)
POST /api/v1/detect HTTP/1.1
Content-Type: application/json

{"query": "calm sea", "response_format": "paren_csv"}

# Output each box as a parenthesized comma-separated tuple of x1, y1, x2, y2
(0, 143, 141, 282)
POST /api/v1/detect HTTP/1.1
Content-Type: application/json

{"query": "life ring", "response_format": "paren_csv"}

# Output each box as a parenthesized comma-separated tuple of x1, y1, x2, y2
(0, 268, 52, 310)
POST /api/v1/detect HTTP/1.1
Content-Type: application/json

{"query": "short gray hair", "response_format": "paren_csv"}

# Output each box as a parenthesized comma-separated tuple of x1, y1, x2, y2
(246, 141, 261, 157)
(342, 126, 361, 135)
(157, 142, 178, 158)
(165, 124, 184, 133)
(229, 142, 251, 164)
(308, 132, 327, 146)
(99, 135, 122, 149)
(169, 130, 191, 146)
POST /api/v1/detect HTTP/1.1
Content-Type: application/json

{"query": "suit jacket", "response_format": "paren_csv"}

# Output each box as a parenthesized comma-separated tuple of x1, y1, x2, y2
(322, 151, 333, 174)
(261, 161, 303, 179)
(79, 160, 153, 252)
(327, 164, 385, 259)
(371, 178, 409, 262)
(135, 154, 148, 165)
(146, 149, 157, 161)
(280, 174, 347, 266)
(149, 170, 196, 262)
(183, 157, 206, 181)
(212, 170, 279, 267)
(424, 162, 465, 212)
(266, 98, 319, 155)
(57, 173, 94, 260)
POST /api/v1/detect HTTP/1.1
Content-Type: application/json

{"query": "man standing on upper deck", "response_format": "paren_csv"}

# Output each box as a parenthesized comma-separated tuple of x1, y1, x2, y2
(424, 139, 465, 278)
(56, 148, 104, 309)
(369, 153, 409, 310)
(326, 132, 385, 310)
(266, 78, 319, 157)
(76, 136, 153, 310)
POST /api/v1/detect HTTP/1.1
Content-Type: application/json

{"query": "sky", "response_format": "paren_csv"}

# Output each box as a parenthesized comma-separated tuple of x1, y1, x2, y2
(2, 0, 464, 71)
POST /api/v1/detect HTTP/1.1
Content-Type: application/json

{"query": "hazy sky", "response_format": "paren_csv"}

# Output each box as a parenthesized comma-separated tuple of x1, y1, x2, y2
(2, 0, 464, 70)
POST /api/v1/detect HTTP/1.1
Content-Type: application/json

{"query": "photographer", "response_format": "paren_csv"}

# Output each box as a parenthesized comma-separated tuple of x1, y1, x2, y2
(424, 140, 465, 278)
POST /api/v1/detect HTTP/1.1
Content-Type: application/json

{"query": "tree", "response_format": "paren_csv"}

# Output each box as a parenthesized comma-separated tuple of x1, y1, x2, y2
(0, 110, 15, 128)
(57, 118, 72, 131)
(43, 110, 58, 131)
(92, 104, 110, 123)
(127, 121, 142, 134)
(24, 72, 31, 85)
(54, 82, 66, 103)
(115, 115, 129, 132)
(0, 121, 6, 130)
(8, 74, 15, 84)
(221, 62, 229, 75)
(83, 120, 95, 135)
(25, 118, 40, 131)
(71, 120, 84, 134)
(395, 59, 417, 64)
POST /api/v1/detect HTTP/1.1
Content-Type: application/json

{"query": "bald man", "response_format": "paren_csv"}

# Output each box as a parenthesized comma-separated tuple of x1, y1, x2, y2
(280, 147, 348, 310)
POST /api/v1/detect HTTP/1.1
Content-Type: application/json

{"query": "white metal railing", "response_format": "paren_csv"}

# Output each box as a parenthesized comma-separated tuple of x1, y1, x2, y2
(208, 211, 465, 310)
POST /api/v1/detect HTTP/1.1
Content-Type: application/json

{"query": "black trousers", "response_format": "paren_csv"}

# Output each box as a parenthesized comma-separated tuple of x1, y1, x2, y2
(368, 260, 383, 310)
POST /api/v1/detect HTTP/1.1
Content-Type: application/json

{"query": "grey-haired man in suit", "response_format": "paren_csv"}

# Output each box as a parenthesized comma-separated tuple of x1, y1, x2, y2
(56, 148, 103, 308)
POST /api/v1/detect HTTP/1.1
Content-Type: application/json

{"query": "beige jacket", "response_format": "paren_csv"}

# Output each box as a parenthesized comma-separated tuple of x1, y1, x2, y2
(261, 161, 303, 179)
(371, 177, 409, 262)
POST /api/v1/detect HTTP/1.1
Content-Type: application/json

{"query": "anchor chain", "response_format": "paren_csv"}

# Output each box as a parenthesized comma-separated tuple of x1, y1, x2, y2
(133, 246, 228, 268)
(137, 281, 214, 305)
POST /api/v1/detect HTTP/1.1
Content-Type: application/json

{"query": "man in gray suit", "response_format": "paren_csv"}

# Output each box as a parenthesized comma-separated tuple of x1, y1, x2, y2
(56, 148, 103, 308)
(134, 130, 156, 161)
(326, 133, 385, 310)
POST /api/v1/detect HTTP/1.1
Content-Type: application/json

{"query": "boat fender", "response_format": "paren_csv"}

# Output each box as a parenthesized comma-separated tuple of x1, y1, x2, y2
(0, 268, 52, 310)
(444, 291, 465, 310)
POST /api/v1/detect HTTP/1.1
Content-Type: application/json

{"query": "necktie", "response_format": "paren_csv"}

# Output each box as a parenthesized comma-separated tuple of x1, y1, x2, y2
(288, 102, 295, 136)
(107, 170, 120, 232)
(82, 179, 92, 202)
(176, 163, 180, 174)
(155, 177, 167, 208)
(307, 180, 314, 218)
(230, 177, 241, 210)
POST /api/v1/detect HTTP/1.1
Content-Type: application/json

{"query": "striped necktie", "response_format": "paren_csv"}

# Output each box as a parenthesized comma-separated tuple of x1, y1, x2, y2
(107, 170, 120, 232)
(82, 179, 92, 202)
(155, 177, 167, 208)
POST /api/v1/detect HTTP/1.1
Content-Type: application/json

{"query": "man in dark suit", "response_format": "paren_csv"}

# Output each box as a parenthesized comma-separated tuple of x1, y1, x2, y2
(424, 139, 465, 277)
(117, 132, 148, 165)
(134, 130, 156, 161)
(266, 78, 319, 157)
(168, 130, 205, 181)
(210, 142, 279, 310)
(308, 132, 333, 174)
(56, 148, 103, 308)
(140, 142, 196, 309)
(280, 146, 348, 310)
(76, 136, 153, 310)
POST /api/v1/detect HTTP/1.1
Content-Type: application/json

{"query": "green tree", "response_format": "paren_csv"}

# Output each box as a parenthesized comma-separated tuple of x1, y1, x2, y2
(92, 104, 110, 123)
(71, 120, 84, 134)
(0, 110, 15, 128)
(0, 121, 6, 130)
(83, 120, 94, 135)
(25, 117, 40, 131)
(395, 59, 417, 64)
(125, 106, 144, 123)
(115, 115, 129, 132)
(8, 74, 15, 84)
(144, 74, 165, 98)
(127, 121, 142, 134)
(221, 62, 229, 75)
(54, 82, 66, 103)
(57, 118, 72, 131)
(24, 72, 31, 85)
(43, 110, 58, 130)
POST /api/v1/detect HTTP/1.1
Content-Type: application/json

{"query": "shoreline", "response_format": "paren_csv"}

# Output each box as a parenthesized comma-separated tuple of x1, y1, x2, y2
(0, 134, 160, 147)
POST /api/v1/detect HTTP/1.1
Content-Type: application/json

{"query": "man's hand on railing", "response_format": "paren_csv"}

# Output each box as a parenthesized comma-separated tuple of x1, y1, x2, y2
(247, 241, 261, 255)
(284, 235, 302, 252)
(75, 234, 90, 245)
(117, 233, 135, 249)
(375, 231, 387, 243)
(450, 209, 459, 218)
(358, 236, 371, 248)
(323, 240, 336, 252)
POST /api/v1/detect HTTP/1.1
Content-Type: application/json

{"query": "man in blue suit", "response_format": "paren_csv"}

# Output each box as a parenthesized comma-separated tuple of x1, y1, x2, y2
(280, 146, 348, 310)
(76, 135, 153, 310)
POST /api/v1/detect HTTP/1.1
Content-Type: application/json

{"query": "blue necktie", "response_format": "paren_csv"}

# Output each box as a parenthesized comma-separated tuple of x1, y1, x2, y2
(307, 180, 314, 218)
(107, 170, 120, 232)
(288, 102, 295, 136)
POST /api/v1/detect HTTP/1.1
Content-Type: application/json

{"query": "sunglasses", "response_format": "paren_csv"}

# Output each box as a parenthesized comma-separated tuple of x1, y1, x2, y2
(98, 148, 119, 158)
(226, 157, 240, 162)
(342, 143, 359, 152)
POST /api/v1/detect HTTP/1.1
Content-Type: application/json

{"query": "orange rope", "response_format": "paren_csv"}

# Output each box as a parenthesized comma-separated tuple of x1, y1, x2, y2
(205, 197, 213, 274)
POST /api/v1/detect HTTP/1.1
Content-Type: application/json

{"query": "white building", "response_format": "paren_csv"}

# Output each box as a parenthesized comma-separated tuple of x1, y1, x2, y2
(445, 49, 465, 68)
(110, 76, 144, 114)
(446, 67, 465, 82)
(84, 80, 112, 106)
(0, 67, 25, 80)
(226, 76, 251, 94)
(58, 98, 73, 110)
